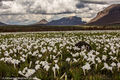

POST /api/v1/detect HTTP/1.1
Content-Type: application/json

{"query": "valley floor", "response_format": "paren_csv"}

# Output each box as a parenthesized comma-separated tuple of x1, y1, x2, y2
(0, 25, 120, 32)
(0, 31, 120, 80)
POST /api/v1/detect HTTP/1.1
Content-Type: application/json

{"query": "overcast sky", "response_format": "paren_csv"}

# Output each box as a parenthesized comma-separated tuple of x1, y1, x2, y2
(0, 0, 120, 25)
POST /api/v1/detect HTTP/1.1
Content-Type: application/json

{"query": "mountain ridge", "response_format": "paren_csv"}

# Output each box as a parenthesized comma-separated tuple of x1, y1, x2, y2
(35, 19, 48, 25)
(0, 22, 6, 26)
(88, 4, 120, 25)
(47, 16, 86, 25)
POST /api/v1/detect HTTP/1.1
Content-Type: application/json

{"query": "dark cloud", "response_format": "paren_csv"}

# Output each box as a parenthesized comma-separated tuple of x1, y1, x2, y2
(80, 0, 107, 4)
(0, 0, 114, 15)
(0, 0, 14, 1)
(0, 0, 120, 25)
(76, 2, 85, 8)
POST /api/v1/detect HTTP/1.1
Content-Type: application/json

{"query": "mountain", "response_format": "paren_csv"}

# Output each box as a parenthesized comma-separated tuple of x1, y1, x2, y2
(0, 22, 6, 26)
(35, 19, 48, 25)
(47, 16, 86, 25)
(88, 4, 120, 25)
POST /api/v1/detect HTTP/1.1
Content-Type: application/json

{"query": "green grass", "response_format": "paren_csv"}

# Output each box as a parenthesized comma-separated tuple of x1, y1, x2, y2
(0, 31, 120, 80)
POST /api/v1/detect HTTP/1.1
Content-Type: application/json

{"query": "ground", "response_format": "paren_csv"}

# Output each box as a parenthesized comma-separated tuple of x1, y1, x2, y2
(0, 31, 120, 80)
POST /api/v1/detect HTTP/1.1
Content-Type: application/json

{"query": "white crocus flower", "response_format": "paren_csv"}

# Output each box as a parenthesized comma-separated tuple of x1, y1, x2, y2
(29, 61, 32, 68)
(47, 47, 53, 52)
(81, 63, 91, 75)
(18, 71, 24, 76)
(52, 64, 60, 77)
(35, 64, 40, 70)
(33, 77, 41, 80)
(4, 51, 9, 57)
(22, 67, 28, 74)
(102, 63, 113, 72)
(0, 58, 5, 61)
(83, 55, 88, 60)
(35, 60, 39, 64)
(109, 52, 112, 55)
(53, 55, 56, 59)
(66, 58, 71, 62)
(41, 48, 46, 53)
(32, 50, 39, 56)
(54, 60, 58, 63)
(22, 54, 26, 58)
(95, 51, 100, 55)
(44, 65, 50, 71)
(28, 52, 32, 55)
(24, 69, 36, 78)
(9, 49, 13, 54)
(110, 56, 118, 61)
(111, 62, 116, 67)
(117, 63, 120, 71)
(96, 57, 101, 63)
(102, 55, 107, 61)
(52, 67, 56, 78)
(20, 57, 25, 62)
(38, 54, 42, 58)
(32, 52, 37, 56)
(73, 58, 77, 63)
(55, 64, 59, 70)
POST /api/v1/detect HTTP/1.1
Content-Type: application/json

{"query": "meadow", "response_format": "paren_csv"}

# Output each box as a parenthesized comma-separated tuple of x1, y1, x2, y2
(0, 31, 120, 80)
(0, 25, 120, 32)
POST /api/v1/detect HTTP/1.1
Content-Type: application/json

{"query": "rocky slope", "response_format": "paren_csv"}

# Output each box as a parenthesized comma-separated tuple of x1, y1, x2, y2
(0, 22, 6, 26)
(88, 4, 120, 25)
(35, 19, 48, 25)
(47, 16, 86, 25)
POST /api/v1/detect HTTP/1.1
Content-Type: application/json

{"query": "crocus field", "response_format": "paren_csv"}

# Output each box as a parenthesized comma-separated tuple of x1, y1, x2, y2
(0, 31, 120, 80)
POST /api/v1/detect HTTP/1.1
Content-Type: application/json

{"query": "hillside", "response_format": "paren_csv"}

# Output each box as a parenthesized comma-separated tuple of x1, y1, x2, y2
(88, 4, 120, 25)
(47, 16, 86, 25)
(0, 22, 6, 26)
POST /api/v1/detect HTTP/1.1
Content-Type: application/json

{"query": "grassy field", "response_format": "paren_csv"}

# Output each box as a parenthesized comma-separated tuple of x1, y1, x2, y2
(0, 31, 120, 80)
(0, 25, 120, 32)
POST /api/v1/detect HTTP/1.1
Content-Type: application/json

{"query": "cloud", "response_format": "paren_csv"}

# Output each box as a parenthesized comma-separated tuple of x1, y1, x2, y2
(0, 0, 79, 15)
(0, 0, 109, 15)
(0, 0, 120, 25)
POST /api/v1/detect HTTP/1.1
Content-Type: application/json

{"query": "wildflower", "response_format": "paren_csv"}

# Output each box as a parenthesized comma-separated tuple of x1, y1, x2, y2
(28, 52, 32, 55)
(55, 64, 59, 70)
(110, 56, 118, 61)
(35, 60, 39, 64)
(22, 67, 28, 74)
(52, 67, 56, 77)
(0, 58, 5, 61)
(20, 57, 25, 62)
(29, 61, 32, 68)
(38, 54, 42, 58)
(41, 48, 46, 53)
(54, 60, 58, 63)
(18, 71, 24, 76)
(66, 58, 71, 62)
(44, 65, 50, 71)
(83, 55, 88, 60)
(95, 51, 100, 55)
(35, 64, 40, 70)
(102, 63, 112, 72)
(102, 55, 107, 61)
(24, 69, 36, 78)
(81, 63, 91, 75)
(96, 57, 101, 63)
(111, 62, 116, 67)
(33, 77, 41, 80)
(4, 51, 9, 56)
(73, 58, 77, 62)
(109, 52, 112, 55)
(117, 63, 120, 71)
(47, 47, 53, 52)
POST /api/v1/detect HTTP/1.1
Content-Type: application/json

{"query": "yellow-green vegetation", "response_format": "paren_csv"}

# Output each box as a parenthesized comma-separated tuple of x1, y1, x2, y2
(0, 31, 120, 80)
